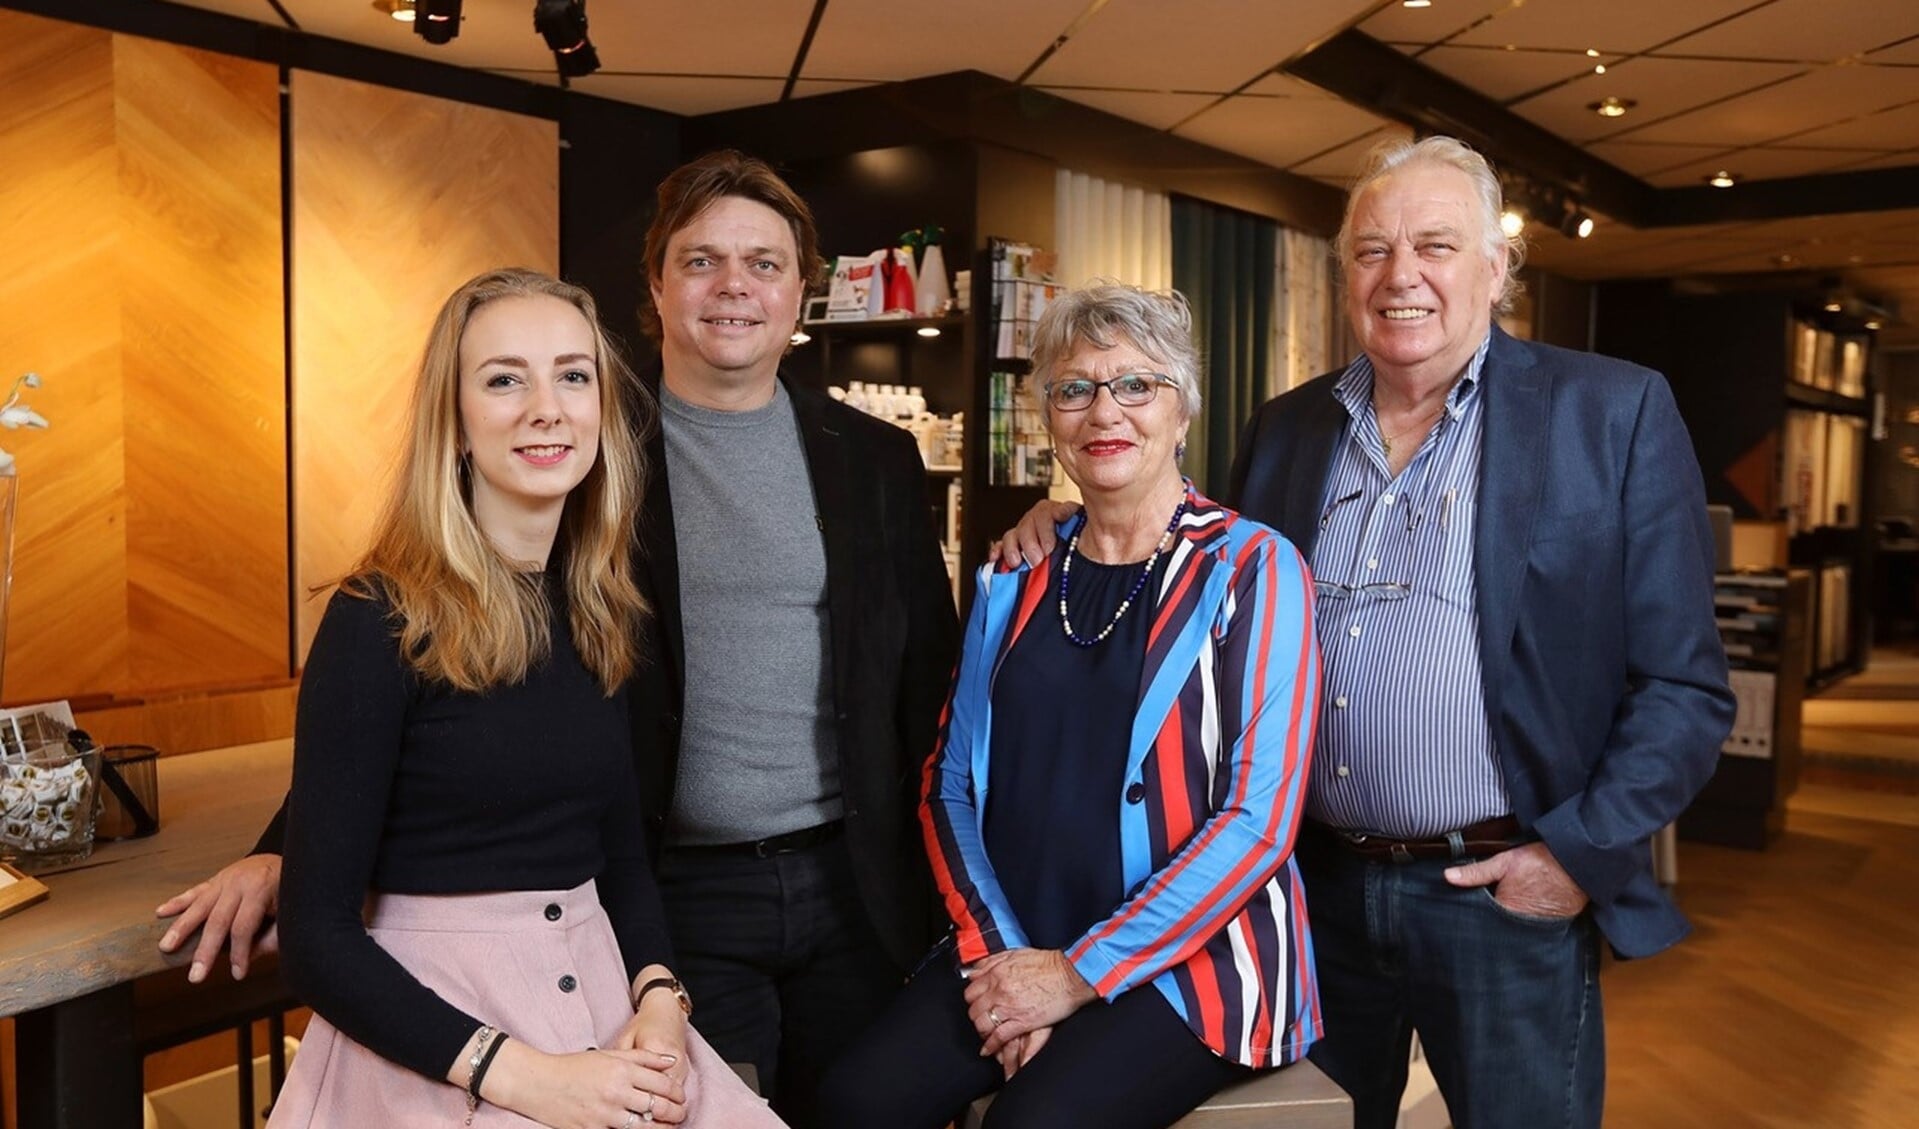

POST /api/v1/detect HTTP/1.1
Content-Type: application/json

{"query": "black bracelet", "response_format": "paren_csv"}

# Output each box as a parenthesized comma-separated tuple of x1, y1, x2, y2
(469, 1031, 509, 1100)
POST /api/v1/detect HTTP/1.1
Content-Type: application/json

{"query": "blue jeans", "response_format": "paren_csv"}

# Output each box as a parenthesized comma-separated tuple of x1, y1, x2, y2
(1297, 828, 1605, 1129)
(656, 837, 903, 1129)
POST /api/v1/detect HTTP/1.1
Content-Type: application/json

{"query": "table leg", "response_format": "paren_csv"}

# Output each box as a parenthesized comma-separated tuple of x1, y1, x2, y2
(15, 982, 142, 1129)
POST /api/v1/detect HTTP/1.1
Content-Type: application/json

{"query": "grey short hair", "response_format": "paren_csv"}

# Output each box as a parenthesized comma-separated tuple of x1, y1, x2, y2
(1029, 282, 1203, 420)
(1336, 135, 1526, 314)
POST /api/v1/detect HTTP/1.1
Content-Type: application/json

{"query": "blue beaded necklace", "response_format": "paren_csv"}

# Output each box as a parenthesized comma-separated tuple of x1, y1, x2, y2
(1057, 497, 1189, 648)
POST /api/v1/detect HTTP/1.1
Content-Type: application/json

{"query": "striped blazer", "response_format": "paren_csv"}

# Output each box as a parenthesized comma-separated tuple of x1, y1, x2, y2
(921, 488, 1322, 1067)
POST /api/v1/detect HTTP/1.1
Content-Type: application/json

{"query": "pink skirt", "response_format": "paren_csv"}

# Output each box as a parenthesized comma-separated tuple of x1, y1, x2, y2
(267, 881, 785, 1128)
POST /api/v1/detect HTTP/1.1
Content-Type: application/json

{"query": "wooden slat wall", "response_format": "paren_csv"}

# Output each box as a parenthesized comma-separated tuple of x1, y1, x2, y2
(0, 10, 129, 705)
(115, 38, 288, 693)
(289, 71, 559, 659)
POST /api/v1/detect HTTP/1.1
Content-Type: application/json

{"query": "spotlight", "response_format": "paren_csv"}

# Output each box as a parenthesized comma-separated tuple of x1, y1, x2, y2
(1706, 171, 1739, 188)
(414, 0, 460, 44)
(1562, 207, 1594, 239)
(534, 0, 600, 78)
(372, 0, 415, 21)
(1587, 96, 1635, 118)
(1499, 207, 1526, 239)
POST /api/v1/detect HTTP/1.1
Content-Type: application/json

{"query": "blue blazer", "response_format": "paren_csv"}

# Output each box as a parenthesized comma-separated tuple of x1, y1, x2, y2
(1228, 327, 1734, 959)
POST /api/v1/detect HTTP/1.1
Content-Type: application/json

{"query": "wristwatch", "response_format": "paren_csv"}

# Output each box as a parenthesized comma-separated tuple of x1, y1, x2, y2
(634, 976, 692, 1017)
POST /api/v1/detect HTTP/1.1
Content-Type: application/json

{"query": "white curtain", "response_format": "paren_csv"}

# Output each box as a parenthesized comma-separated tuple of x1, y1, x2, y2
(1275, 227, 1334, 390)
(1054, 169, 1172, 291)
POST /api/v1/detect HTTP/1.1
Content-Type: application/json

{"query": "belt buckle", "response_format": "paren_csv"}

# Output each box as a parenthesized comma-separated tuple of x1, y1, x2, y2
(752, 836, 779, 859)
(1388, 842, 1413, 863)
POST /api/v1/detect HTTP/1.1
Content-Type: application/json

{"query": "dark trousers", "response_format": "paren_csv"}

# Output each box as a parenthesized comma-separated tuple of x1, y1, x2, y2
(1297, 828, 1605, 1129)
(819, 941, 1249, 1129)
(656, 837, 902, 1129)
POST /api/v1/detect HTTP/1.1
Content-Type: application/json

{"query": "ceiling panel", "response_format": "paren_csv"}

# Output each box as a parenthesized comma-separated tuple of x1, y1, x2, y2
(578, 75, 785, 116)
(788, 79, 880, 101)
(1174, 92, 1392, 170)
(1366, 0, 1518, 49)
(1029, 0, 1361, 92)
(1035, 88, 1224, 131)
(1244, 72, 1344, 99)
(1587, 140, 1741, 177)
(1452, 0, 1761, 54)
(1643, 145, 1889, 187)
(1288, 123, 1416, 185)
(1782, 99, 1919, 150)
(1419, 45, 1614, 102)
(802, 0, 1082, 82)
(1658, 0, 1919, 62)
(1510, 57, 1807, 143)
(176, 0, 283, 22)
(1836, 149, 1919, 172)
(285, 0, 559, 72)
(1623, 64, 1919, 146)
(1869, 36, 1919, 64)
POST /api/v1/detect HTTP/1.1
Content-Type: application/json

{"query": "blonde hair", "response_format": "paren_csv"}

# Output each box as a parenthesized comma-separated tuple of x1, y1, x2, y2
(344, 268, 651, 695)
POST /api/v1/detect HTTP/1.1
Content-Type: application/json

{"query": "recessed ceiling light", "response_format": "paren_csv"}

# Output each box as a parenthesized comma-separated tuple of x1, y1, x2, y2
(1774, 253, 1796, 267)
(1594, 64, 1607, 74)
(371, 0, 415, 20)
(917, 326, 942, 338)
(1706, 171, 1738, 188)
(1586, 48, 1601, 58)
(1866, 320, 1884, 331)
(1588, 96, 1636, 118)
(1402, 0, 1433, 8)
(1824, 300, 1844, 313)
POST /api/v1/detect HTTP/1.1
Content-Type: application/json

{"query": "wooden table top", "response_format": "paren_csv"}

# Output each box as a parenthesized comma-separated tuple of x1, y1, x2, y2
(0, 740, 290, 1017)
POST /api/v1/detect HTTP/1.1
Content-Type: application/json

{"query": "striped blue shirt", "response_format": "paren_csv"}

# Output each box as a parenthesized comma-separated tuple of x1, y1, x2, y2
(1305, 334, 1511, 837)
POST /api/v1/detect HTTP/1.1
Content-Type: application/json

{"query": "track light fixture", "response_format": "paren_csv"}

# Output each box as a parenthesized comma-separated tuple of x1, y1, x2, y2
(534, 0, 601, 78)
(1561, 207, 1595, 239)
(414, 0, 461, 44)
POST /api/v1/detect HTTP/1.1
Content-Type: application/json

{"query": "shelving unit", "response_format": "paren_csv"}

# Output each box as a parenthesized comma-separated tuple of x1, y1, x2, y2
(1681, 569, 1811, 849)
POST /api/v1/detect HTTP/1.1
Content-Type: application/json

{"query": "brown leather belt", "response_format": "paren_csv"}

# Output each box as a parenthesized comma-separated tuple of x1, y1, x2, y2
(1316, 816, 1523, 863)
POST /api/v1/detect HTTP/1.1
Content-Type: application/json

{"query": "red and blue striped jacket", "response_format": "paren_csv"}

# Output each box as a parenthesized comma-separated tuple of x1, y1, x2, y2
(921, 488, 1322, 1067)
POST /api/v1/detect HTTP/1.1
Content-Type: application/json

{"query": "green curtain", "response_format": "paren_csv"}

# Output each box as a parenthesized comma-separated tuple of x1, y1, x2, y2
(1171, 196, 1277, 498)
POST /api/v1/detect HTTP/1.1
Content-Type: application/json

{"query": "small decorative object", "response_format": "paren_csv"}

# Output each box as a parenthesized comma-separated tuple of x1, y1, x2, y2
(914, 226, 952, 316)
(0, 372, 50, 702)
(880, 243, 918, 315)
(825, 254, 884, 321)
(0, 861, 50, 919)
(0, 701, 98, 872)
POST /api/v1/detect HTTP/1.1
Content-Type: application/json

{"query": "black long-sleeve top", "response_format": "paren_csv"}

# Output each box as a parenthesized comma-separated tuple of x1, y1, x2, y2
(275, 579, 671, 1080)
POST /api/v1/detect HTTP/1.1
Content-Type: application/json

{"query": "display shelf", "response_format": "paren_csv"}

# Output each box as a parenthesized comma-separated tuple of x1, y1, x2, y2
(1680, 570, 1810, 850)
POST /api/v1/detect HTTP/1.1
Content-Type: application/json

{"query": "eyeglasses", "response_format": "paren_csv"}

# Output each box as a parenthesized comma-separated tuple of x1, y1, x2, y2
(1313, 580, 1412, 602)
(1043, 373, 1179, 412)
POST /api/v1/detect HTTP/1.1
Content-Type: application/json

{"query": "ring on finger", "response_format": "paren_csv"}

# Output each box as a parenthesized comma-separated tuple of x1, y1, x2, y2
(621, 1113, 637, 1129)
(643, 1092, 656, 1122)
(989, 1008, 1003, 1027)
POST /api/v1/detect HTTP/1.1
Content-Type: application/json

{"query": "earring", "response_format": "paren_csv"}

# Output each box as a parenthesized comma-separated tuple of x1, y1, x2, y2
(1175, 440, 1187, 462)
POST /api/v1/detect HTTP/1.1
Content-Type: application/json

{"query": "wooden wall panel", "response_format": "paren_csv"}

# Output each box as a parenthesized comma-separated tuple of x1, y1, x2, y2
(115, 38, 289, 693)
(289, 71, 558, 659)
(0, 10, 129, 705)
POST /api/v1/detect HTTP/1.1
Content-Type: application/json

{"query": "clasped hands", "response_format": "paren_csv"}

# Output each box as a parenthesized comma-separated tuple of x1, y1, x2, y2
(961, 947, 1098, 1080)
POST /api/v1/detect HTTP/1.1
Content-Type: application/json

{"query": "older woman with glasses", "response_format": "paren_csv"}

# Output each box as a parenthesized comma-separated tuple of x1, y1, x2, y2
(818, 283, 1322, 1129)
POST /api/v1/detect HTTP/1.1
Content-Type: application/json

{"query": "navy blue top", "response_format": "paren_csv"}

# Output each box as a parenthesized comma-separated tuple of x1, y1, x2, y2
(984, 549, 1168, 951)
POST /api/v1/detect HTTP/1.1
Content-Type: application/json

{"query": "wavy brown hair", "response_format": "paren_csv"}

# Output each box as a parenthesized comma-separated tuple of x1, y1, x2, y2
(343, 268, 651, 695)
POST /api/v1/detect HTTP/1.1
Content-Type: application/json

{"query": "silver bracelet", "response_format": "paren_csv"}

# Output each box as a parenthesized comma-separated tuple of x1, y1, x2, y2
(464, 1024, 497, 1125)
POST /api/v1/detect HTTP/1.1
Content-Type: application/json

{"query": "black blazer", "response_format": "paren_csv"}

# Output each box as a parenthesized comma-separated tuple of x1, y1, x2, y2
(1228, 328, 1733, 959)
(630, 371, 960, 969)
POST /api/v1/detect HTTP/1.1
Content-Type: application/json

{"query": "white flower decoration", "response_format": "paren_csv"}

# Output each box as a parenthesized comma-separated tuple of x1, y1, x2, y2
(0, 373, 49, 475)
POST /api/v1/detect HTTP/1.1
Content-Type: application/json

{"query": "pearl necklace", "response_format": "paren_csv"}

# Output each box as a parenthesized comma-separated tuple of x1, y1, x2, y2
(1057, 498, 1189, 648)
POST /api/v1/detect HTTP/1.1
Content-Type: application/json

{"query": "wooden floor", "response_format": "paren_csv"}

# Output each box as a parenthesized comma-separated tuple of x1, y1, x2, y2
(1601, 662, 1919, 1127)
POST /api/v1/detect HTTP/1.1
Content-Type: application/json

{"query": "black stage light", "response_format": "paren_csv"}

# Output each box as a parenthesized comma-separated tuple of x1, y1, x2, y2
(534, 0, 601, 77)
(1561, 206, 1595, 239)
(414, 0, 462, 44)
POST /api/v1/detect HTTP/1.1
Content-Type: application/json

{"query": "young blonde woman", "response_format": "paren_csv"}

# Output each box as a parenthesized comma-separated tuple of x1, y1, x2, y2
(267, 269, 783, 1129)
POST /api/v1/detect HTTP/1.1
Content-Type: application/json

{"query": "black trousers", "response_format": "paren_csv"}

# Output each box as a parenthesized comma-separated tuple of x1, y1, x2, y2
(656, 837, 902, 1129)
(819, 940, 1249, 1129)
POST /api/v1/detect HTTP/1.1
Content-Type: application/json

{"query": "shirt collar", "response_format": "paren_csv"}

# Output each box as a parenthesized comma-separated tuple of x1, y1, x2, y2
(1332, 330, 1493, 422)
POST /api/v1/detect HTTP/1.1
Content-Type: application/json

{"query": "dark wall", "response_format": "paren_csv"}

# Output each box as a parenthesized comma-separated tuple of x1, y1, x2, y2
(1875, 351, 1919, 522)
(1595, 282, 1790, 518)
(560, 97, 682, 371)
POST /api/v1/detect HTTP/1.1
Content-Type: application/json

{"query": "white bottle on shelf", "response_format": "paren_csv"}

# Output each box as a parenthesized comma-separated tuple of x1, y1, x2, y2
(846, 381, 869, 414)
(907, 386, 927, 417)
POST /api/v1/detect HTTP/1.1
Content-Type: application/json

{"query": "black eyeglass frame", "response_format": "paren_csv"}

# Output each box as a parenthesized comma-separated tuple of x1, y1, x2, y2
(1041, 372, 1181, 412)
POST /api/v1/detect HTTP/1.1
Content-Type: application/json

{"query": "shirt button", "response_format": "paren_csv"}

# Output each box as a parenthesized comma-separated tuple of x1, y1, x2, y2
(1367, 558, 1378, 571)
(1125, 782, 1147, 804)
(1334, 695, 1348, 709)
(558, 975, 577, 993)
(1336, 765, 1351, 778)
(1381, 493, 1395, 505)
(544, 903, 562, 922)
(1348, 625, 1362, 638)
